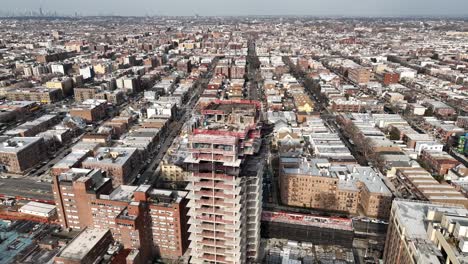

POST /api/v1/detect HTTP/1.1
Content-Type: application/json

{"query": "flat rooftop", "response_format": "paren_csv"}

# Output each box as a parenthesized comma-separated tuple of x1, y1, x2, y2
(83, 147, 137, 166)
(282, 158, 391, 194)
(394, 200, 467, 240)
(148, 188, 188, 205)
(392, 200, 468, 264)
(0, 137, 42, 153)
(101, 185, 138, 202)
(57, 228, 110, 260)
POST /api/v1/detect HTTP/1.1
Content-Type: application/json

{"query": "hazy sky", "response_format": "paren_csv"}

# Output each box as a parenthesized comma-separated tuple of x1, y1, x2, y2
(3, 0, 468, 17)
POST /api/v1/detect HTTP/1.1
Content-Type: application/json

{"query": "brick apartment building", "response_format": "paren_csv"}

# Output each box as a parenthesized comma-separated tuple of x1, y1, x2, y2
(230, 65, 246, 79)
(176, 59, 192, 73)
(75, 87, 125, 105)
(348, 67, 371, 84)
(95, 90, 125, 105)
(330, 100, 367, 113)
(69, 99, 107, 123)
(53, 168, 189, 262)
(81, 147, 140, 186)
(5, 114, 61, 137)
(420, 149, 460, 175)
(35, 51, 71, 63)
(0, 137, 46, 174)
(456, 116, 468, 129)
(46, 77, 74, 96)
(425, 100, 456, 117)
(382, 72, 400, 85)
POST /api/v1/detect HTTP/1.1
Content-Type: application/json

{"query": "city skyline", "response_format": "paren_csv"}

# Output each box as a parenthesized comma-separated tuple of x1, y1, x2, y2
(2, 0, 468, 17)
(0, 7, 468, 264)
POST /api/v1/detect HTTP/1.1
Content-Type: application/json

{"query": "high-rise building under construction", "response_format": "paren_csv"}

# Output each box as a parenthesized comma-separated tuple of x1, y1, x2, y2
(185, 99, 265, 263)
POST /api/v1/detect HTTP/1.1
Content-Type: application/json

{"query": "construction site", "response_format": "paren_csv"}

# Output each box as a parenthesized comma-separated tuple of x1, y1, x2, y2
(262, 238, 356, 264)
(261, 211, 355, 248)
(185, 99, 265, 264)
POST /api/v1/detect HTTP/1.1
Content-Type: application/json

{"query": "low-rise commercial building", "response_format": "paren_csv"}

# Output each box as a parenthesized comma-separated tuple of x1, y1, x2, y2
(54, 228, 114, 264)
(395, 167, 468, 208)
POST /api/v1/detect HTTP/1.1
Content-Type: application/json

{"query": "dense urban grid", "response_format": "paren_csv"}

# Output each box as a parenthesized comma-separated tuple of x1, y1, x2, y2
(0, 16, 467, 264)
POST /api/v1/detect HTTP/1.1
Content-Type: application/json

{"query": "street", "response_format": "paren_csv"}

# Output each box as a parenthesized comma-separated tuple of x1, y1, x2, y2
(136, 60, 217, 186)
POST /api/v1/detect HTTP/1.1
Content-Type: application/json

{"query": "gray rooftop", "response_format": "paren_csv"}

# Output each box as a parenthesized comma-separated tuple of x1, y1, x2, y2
(57, 228, 110, 260)
(281, 158, 391, 194)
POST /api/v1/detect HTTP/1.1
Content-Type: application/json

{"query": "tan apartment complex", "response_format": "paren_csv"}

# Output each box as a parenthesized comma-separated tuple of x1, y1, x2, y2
(280, 158, 392, 219)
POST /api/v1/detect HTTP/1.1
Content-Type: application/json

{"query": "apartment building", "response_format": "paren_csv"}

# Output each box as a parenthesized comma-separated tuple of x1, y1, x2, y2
(176, 59, 192, 73)
(160, 162, 187, 182)
(53, 168, 189, 261)
(74, 87, 98, 102)
(348, 67, 371, 84)
(230, 65, 246, 79)
(81, 147, 140, 186)
(420, 150, 460, 176)
(280, 158, 392, 219)
(330, 99, 368, 113)
(69, 99, 107, 123)
(185, 100, 265, 263)
(5, 88, 63, 104)
(456, 116, 468, 129)
(75, 87, 125, 105)
(0, 137, 46, 174)
(383, 200, 468, 264)
(4, 114, 60, 137)
(0, 101, 38, 123)
(46, 77, 74, 96)
(384, 92, 405, 104)
(95, 90, 125, 105)
(425, 100, 456, 117)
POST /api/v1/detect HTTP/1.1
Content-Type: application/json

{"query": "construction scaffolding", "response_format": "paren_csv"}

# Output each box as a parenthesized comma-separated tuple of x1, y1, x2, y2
(261, 211, 354, 248)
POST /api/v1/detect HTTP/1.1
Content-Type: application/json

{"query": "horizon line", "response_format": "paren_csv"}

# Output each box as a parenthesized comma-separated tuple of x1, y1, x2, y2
(1, 14, 468, 19)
